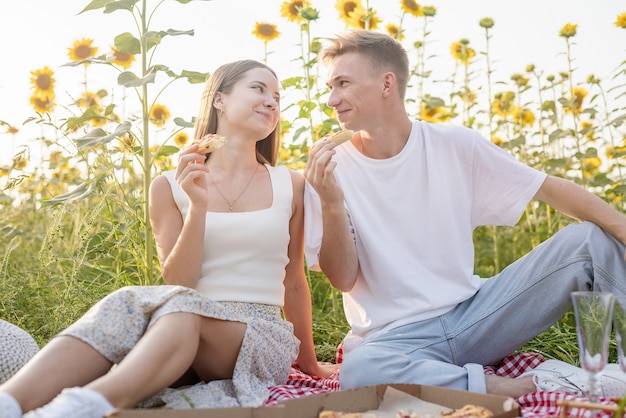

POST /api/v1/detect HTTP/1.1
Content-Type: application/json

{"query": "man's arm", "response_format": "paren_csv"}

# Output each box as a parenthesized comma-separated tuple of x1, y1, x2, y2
(304, 141, 359, 291)
(534, 175, 626, 255)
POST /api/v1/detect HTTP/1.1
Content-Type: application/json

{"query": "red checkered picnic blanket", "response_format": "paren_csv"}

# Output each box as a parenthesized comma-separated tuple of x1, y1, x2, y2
(265, 350, 621, 417)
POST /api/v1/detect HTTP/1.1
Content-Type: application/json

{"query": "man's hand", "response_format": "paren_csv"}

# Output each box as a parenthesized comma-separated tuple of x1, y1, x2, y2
(304, 140, 344, 205)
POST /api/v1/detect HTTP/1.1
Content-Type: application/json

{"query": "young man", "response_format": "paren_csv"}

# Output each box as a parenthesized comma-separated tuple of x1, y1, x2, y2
(304, 29, 626, 398)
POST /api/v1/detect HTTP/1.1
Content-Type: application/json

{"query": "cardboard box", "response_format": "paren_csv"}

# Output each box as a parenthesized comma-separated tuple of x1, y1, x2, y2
(112, 384, 519, 418)
(111, 405, 285, 418)
(278, 384, 520, 418)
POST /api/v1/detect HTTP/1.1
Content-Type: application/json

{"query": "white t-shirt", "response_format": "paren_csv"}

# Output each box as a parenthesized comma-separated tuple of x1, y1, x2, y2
(304, 121, 547, 353)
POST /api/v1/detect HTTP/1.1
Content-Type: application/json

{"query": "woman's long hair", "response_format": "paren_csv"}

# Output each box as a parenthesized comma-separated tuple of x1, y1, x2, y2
(193, 60, 280, 166)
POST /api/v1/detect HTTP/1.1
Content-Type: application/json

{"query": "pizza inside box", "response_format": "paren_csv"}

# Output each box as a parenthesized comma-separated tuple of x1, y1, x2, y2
(111, 383, 519, 418)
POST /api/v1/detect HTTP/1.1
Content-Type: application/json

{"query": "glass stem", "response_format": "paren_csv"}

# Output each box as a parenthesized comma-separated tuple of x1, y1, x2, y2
(588, 372, 600, 403)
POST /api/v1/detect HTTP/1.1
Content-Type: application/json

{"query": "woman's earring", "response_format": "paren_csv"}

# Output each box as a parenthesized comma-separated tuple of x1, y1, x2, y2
(220, 108, 224, 118)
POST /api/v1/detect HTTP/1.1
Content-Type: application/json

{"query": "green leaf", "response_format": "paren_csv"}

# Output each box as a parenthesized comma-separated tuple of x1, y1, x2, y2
(173, 117, 194, 128)
(104, 104, 116, 116)
(61, 54, 112, 67)
(118, 71, 156, 87)
(114, 32, 141, 54)
(180, 70, 209, 84)
(155, 145, 180, 158)
(297, 100, 316, 118)
(144, 31, 163, 51)
(151, 64, 176, 78)
(42, 182, 96, 206)
(0, 193, 12, 205)
(548, 128, 567, 143)
(281, 76, 304, 89)
(608, 112, 626, 128)
(79, 0, 115, 14)
(66, 106, 103, 130)
(175, 0, 216, 4)
(104, 0, 139, 13)
(583, 147, 598, 158)
(74, 122, 131, 150)
(611, 184, 626, 195)
(424, 96, 446, 108)
(163, 29, 195, 37)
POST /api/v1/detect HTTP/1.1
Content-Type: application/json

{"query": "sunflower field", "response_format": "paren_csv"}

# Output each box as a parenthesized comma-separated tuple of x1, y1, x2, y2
(1, 0, 626, 364)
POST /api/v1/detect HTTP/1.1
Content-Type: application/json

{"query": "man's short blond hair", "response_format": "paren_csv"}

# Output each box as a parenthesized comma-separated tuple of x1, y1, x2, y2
(319, 30, 410, 100)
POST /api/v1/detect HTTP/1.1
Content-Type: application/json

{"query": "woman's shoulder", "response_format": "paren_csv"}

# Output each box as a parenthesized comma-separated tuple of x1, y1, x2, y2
(149, 171, 181, 208)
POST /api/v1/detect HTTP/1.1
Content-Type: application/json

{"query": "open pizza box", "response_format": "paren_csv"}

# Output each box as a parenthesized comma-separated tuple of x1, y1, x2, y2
(111, 404, 285, 418)
(111, 384, 519, 418)
(278, 384, 520, 418)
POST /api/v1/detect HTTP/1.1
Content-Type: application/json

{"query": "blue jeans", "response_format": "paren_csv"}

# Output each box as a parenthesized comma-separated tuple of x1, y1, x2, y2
(339, 222, 626, 393)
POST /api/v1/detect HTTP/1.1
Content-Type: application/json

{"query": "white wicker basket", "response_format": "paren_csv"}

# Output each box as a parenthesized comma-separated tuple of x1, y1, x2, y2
(0, 320, 39, 384)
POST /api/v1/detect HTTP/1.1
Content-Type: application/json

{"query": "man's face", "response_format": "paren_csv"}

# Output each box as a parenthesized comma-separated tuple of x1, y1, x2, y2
(325, 52, 381, 130)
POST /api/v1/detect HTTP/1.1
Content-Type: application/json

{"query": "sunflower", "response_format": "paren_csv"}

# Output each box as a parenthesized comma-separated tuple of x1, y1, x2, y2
(479, 17, 494, 29)
(450, 40, 475, 65)
(280, 0, 311, 23)
(150, 104, 171, 127)
(91, 115, 107, 127)
(512, 106, 536, 127)
(30, 95, 55, 113)
(400, 0, 423, 17)
(422, 6, 436, 17)
(510, 73, 529, 87)
(111, 47, 136, 69)
(419, 101, 450, 123)
(491, 91, 515, 118)
(174, 131, 189, 147)
(12, 155, 28, 170)
(559, 23, 577, 38)
(118, 135, 137, 152)
(7, 125, 18, 135)
(563, 86, 588, 114)
(30, 66, 55, 99)
(49, 150, 70, 170)
(252, 22, 280, 43)
(68, 38, 98, 62)
(386, 23, 405, 41)
(348, 9, 381, 30)
(78, 91, 101, 109)
(616, 13, 626, 29)
(460, 90, 477, 105)
(582, 157, 602, 178)
(491, 136, 504, 147)
(580, 121, 597, 142)
(336, 0, 365, 26)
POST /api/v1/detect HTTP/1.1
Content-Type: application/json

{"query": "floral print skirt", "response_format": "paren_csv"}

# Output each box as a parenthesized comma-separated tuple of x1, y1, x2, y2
(59, 285, 299, 409)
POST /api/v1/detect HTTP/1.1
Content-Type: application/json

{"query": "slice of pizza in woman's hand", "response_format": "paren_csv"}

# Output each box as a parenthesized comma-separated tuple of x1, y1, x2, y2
(193, 133, 227, 154)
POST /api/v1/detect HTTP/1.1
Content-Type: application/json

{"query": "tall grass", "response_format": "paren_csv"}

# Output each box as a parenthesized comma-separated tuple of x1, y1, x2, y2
(1, 1, 626, 365)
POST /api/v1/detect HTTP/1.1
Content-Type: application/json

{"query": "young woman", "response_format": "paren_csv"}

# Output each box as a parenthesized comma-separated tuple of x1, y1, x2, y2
(0, 59, 335, 418)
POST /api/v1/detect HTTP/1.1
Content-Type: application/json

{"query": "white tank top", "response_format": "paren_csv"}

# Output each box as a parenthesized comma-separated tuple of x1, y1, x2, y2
(164, 164, 292, 306)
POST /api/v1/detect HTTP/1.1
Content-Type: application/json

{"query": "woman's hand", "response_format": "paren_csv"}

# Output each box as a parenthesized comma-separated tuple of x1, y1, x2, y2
(175, 144, 210, 210)
(300, 361, 340, 379)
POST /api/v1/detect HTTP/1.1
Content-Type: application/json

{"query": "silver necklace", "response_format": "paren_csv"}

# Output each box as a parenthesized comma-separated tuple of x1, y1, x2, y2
(209, 164, 259, 212)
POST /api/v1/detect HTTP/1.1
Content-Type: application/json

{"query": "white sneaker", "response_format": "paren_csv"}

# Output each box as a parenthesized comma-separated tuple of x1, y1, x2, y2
(23, 387, 114, 418)
(0, 392, 22, 418)
(519, 359, 626, 398)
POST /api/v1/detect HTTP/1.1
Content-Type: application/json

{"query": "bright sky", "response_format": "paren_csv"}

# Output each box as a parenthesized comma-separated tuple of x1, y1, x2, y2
(1, 0, 624, 165)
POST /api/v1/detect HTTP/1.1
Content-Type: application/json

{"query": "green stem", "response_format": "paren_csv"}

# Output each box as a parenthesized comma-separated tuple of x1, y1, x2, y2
(140, 0, 154, 284)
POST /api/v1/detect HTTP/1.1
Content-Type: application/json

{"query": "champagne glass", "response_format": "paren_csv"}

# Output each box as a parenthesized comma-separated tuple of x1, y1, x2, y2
(613, 296, 626, 373)
(571, 291, 615, 402)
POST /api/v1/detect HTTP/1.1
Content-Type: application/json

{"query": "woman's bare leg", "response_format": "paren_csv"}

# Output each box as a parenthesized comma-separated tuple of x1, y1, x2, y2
(0, 336, 112, 412)
(87, 313, 246, 408)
